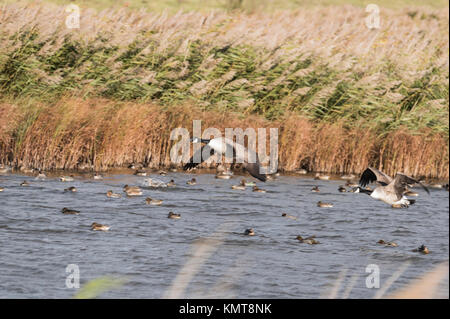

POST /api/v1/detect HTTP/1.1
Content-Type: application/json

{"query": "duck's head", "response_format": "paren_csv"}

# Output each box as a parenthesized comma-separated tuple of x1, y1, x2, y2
(245, 228, 255, 236)
(420, 245, 430, 254)
(296, 235, 303, 241)
(281, 213, 287, 217)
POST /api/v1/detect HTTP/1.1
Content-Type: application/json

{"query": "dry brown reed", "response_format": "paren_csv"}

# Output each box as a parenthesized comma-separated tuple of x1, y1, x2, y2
(0, 97, 448, 178)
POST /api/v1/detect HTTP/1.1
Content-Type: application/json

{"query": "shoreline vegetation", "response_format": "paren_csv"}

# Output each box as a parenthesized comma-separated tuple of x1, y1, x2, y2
(0, 2, 448, 178)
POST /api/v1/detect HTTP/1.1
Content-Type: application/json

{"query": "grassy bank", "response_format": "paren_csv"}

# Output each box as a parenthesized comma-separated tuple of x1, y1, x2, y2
(0, 3, 448, 177)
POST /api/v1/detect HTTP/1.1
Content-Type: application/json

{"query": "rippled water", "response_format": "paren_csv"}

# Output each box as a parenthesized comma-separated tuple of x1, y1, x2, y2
(0, 170, 448, 298)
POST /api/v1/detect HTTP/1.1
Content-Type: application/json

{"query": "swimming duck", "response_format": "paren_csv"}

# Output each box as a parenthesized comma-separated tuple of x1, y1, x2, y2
(444, 184, 449, 191)
(338, 185, 347, 193)
(123, 185, 143, 196)
(20, 181, 30, 187)
(296, 235, 320, 244)
(281, 213, 297, 220)
(91, 222, 110, 231)
(167, 179, 176, 187)
(244, 228, 255, 236)
(168, 212, 181, 219)
(340, 174, 356, 180)
(0, 165, 12, 174)
(106, 190, 121, 198)
(61, 207, 80, 215)
(64, 186, 77, 192)
(314, 173, 330, 181)
(296, 169, 308, 175)
(252, 186, 266, 193)
(93, 173, 103, 180)
(231, 180, 246, 190)
(134, 170, 147, 176)
(377, 239, 398, 247)
(159, 170, 168, 176)
(35, 170, 46, 179)
(345, 181, 359, 188)
(215, 172, 232, 179)
(311, 186, 320, 193)
(60, 175, 74, 182)
(412, 245, 429, 254)
(145, 197, 163, 205)
(128, 163, 143, 170)
(186, 178, 197, 185)
(242, 179, 256, 187)
(317, 201, 333, 208)
(0, 187, 4, 192)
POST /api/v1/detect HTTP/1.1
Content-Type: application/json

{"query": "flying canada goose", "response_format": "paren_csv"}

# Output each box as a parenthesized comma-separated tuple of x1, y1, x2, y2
(183, 137, 267, 182)
(106, 190, 121, 198)
(91, 222, 110, 231)
(168, 212, 181, 219)
(244, 228, 255, 236)
(296, 235, 320, 244)
(358, 167, 429, 207)
(64, 186, 77, 192)
(377, 240, 398, 247)
(317, 201, 333, 208)
(145, 197, 163, 205)
(61, 207, 80, 215)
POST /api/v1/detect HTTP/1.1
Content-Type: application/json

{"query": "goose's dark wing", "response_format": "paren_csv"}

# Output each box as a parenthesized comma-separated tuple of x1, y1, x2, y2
(245, 156, 267, 182)
(183, 144, 214, 170)
(393, 173, 430, 195)
(359, 167, 392, 187)
(224, 140, 267, 182)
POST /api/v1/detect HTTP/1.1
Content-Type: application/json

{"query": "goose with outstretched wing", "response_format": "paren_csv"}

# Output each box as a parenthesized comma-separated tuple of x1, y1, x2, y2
(183, 137, 267, 182)
(357, 167, 429, 207)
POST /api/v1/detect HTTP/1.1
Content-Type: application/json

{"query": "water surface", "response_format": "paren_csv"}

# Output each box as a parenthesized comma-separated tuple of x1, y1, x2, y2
(0, 171, 448, 298)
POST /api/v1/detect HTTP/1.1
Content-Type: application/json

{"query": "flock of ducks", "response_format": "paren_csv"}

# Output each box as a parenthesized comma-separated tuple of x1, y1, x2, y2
(0, 160, 448, 252)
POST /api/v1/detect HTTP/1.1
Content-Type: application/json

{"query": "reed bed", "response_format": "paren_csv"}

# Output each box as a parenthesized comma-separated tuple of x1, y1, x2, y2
(0, 97, 448, 178)
(0, 3, 448, 177)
